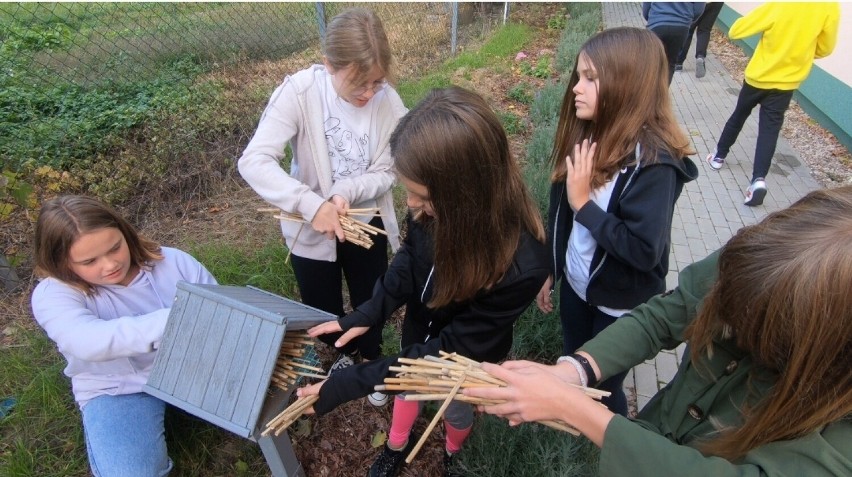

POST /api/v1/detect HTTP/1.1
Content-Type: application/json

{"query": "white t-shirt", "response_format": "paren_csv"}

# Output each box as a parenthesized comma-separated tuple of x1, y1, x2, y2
(565, 172, 631, 317)
(322, 73, 380, 182)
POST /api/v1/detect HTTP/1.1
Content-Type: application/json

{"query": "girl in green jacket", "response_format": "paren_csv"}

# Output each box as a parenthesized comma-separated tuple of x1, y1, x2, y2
(468, 185, 852, 476)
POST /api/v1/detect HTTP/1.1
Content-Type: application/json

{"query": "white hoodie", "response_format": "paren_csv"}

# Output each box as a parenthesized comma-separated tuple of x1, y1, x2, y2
(31, 247, 216, 409)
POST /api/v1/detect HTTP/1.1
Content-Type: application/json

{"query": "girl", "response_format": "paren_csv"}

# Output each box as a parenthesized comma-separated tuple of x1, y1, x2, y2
(300, 87, 550, 477)
(238, 8, 407, 379)
(468, 185, 852, 476)
(31, 195, 217, 477)
(536, 26, 698, 416)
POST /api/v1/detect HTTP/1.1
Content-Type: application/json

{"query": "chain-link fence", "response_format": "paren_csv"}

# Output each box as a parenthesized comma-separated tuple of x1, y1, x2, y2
(0, 2, 509, 173)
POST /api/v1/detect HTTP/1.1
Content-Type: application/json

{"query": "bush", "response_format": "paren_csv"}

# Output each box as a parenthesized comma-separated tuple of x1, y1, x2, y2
(529, 82, 567, 129)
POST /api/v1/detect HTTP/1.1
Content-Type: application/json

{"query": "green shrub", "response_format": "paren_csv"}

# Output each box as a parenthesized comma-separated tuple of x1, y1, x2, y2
(529, 82, 567, 129)
(507, 82, 534, 105)
(498, 111, 523, 136)
(458, 415, 600, 477)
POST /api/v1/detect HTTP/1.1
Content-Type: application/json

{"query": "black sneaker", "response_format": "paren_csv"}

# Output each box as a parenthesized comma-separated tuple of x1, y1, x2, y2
(674, 63, 683, 72)
(329, 351, 358, 375)
(444, 451, 464, 477)
(367, 435, 418, 477)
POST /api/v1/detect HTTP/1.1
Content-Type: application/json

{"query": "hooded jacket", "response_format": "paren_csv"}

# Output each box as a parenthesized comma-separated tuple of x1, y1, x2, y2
(547, 145, 698, 309)
(314, 214, 550, 414)
(31, 247, 216, 409)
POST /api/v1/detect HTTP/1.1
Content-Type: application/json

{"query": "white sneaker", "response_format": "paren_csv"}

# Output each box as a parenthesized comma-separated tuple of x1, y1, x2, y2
(329, 352, 357, 375)
(706, 152, 725, 170)
(368, 391, 389, 407)
(695, 57, 706, 78)
(744, 179, 767, 206)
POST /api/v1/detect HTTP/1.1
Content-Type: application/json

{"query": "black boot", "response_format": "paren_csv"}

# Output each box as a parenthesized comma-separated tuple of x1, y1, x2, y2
(367, 434, 418, 477)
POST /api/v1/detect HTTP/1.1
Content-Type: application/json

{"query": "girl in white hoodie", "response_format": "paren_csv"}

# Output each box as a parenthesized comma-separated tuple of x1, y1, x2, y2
(238, 8, 407, 385)
(31, 195, 216, 477)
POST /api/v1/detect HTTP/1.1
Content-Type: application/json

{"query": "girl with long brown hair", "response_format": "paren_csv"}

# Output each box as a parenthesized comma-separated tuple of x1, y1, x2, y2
(468, 185, 852, 476)
(536, 26, 698, 415)
(302, 86, 549, 477)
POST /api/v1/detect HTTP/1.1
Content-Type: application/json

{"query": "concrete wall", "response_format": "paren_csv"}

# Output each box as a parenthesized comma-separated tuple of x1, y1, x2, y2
(717, 3, 851, 150)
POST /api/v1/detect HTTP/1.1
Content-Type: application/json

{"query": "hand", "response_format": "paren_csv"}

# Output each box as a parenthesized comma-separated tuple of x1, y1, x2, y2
(464, 362, 588, 426)
(295, 380, 325, 415)
(307, 321, 369, 348)
(311, 201, 346, 241)
(565, 139, 597, 211)
(535, 275, 554, 313)
(329, 194, 350, 213)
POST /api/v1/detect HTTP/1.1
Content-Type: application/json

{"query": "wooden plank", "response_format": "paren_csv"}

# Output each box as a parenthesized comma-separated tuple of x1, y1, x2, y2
(155, 290, 204, 395)
(146, 285, 189, 388)
(200, 308, 246, 414)
(232, 319, 283, 430)
(185, 302, 230, 408)
(144, 386, 254, 438)
(215, 314, 261, 426)
(171, 297, 219, 401)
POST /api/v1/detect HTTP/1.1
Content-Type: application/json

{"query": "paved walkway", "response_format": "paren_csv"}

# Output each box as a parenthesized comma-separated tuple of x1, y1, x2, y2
(603, 3, 822, 412)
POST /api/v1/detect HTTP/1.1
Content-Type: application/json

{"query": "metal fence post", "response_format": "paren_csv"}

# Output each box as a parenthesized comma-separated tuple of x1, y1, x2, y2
(315, 2, 326, 41)
(451, 2, 458, 55)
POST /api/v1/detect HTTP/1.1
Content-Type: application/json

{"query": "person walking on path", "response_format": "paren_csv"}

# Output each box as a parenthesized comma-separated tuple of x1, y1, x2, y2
(643, 2, 705, 84)
(706, 2, 839, 206)
(675, 2, 724, 78)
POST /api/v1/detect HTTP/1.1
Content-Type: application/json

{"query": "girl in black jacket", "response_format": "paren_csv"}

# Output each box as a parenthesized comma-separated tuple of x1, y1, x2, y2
(535, 27, 698, 416)
(300, 86, 549, 477)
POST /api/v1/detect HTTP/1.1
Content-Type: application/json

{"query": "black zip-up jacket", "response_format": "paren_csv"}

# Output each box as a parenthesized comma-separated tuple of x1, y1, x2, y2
(314, 214, 549, 415)
(547, 146, 698, 309)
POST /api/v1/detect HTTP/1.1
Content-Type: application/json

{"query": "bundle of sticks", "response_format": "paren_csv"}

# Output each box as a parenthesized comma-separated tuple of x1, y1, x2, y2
(378, 351, 611, 464)
(268, 331, 327, 391)
(258, 207, 386, 249)
(262, 332, 326, 437)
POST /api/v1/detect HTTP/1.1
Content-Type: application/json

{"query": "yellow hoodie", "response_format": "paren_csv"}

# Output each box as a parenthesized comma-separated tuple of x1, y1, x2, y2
(730, 2, 839, 91)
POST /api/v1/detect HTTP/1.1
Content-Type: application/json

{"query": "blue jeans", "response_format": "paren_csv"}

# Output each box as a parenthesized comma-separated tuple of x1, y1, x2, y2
(82, 393, 172, 477)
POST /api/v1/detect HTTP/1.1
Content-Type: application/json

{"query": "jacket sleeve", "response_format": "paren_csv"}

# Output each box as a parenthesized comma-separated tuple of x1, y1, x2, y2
(328, 89, 407, 205)
(600, 416, 852, 477)
(642, 2, 651, 21)
(574, 164, 679, 272)
(316, 246, 549, 415)
(237, 79, 327, 222)
(814, 8, 840, 59)
(728, 3, 773, 40)
(31, 281, 169, 362)
(580, 250, 718, 380)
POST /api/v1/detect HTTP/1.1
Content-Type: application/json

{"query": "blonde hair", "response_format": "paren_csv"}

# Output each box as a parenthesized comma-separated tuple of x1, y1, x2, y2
(33, 195, 163, 295)
(323, 8, 395, 85)
(550, 27, 694, 187)
(390, 87, 545, 307)
(686, 185, 852, 460)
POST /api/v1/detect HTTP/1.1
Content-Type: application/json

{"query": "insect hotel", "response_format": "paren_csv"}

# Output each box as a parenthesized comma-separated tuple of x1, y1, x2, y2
(143, 281, 335, 477)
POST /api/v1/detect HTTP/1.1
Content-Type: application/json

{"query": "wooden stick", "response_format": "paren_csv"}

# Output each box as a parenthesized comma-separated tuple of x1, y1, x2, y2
(406, 372, 466, 464)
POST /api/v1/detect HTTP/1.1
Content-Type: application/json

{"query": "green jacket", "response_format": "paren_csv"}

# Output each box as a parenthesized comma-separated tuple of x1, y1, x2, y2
(581, 251, 852, 476)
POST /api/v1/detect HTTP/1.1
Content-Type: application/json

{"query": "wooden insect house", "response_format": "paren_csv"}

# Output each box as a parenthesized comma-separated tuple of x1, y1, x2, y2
(144, 281, 335, 477)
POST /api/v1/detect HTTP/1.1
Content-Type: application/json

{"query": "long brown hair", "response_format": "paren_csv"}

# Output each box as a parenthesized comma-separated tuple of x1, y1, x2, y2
(686, 185, 852, 460)
(322, 8, 395, 86)
(550, 27, 694, 187)
(391, 87, 545, 308)
(33, 195, 163, 295)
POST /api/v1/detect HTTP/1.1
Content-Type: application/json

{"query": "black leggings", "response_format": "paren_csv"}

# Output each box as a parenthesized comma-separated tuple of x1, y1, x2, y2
(560, 283, 629, 416)
(649, 24, 690, 84)
(290, 218, 388, 359)
(716, 81, 794, 182)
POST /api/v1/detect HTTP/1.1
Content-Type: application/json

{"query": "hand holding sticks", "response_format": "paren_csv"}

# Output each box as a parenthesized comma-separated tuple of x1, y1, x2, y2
(258, 207, 386, 249)
(262, 332, 327, 437)
(378, 351, 612, 463)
